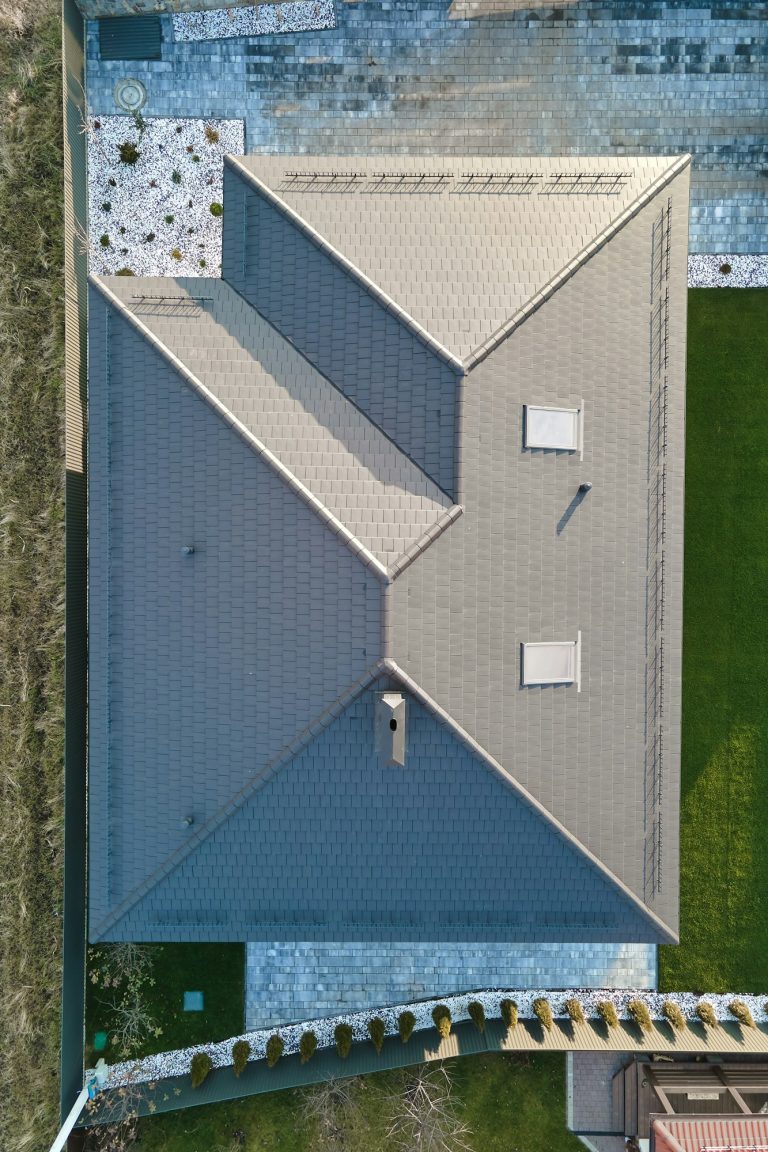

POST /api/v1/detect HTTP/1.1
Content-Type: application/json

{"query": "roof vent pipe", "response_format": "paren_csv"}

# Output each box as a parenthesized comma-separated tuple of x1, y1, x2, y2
(376, 692, 406, 766)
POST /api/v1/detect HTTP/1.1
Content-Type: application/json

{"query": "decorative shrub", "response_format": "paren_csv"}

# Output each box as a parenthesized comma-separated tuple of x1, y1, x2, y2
(119, 226, 126, 234)
(232, 1039, 250, 1078)
(627, 999, 653, 1033)
(186, 145, 194, 153)
(299, 1030, 318, 1064)
(719, 262, 732, 275)
(500, 999, 518, 1029)
(99, 234, 110, 248)
(432, 1005, 452, 1040)
(209, 202, 223, 217)
(368, 1017, 386, 1054)
(101, 201, 111, 212)
(172, 169, 182, 184)
(164, 214, 175, 224)
(187, 227, 195, 235)
(265, 1034, 284, 1068)
(171, 249, 182, 261)
(118, 141, 140, 165)
(190, 1051, 212, 1088)
(334, 1022, 353, 1059)
(662, 1001, 687, 1031)
(696, 1001, 717, 1027)
(596, 1001, 619, 1028)
(93, 119, 101, 129)
(468, 1001, 486, 1033)
(204, 124, 220, 144)
(563, 998, 585, 1025)
(176, 124, 183, 133)
(199, 259, 207, 268)
(532, 997, 553, 1032)
(144, 232, 156, 243)
(108, 177, 117, 187)
(729, 999, 755, 1028)
(192, 154, 200, 163)
(115, 267, 134, 276)
(398, 1010, 416, 1044)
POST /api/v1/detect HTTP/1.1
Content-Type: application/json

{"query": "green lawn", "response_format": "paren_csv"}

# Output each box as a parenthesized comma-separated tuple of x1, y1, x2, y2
(85, 943, 245, 1065)
(659, 288, 768, 993)
(131, 1054, 581, 1152)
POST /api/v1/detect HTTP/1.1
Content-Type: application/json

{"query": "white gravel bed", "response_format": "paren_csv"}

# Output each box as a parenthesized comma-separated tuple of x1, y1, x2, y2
(173, 0, 335, 42)
(689, 254, 768, 287)
(101, 987, 768, 1089)
(87, 116, 244, 278)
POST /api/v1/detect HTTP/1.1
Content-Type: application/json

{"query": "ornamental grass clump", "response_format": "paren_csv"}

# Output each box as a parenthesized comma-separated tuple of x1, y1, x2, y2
(368, 1017, 386, 1054)
(662, 1000, 687, 1031)
(563, 998, 585, 1025)
(468, 1001, 486, 1033)
(190, 1051, 212, 1088)
(204, 124, 220, 144)
(432, 1004, 452, 1040)
(334, 1022, 353, 1059)
(299, 1030, 318, 1064)
(232, 1039, 250, 1078)
(696, 1001, 718, 1027)
(500, 999, 518, 1029)
(398, 1010, 416, 1044)
(265, 1034, 284, 1068)
(596, 1001, 619, 1029)
(532, 997, 553, 1032)
(118, 141, 140, 165)
(729, 999, 755, 1028)
(627, 999, 653, 1033)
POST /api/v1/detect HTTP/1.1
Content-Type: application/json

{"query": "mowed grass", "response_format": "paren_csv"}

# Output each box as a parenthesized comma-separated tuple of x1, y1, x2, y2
(85, 943, 245, 1064)
(131, 1053, 582, 1152)
(659, 288, 768, 993)
(0, 2, 65, 1149)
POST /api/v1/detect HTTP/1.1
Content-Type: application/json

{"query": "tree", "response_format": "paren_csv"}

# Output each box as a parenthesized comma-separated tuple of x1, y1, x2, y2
(299, 1077, 369, 1152)
(386, 1064, 472, 1152)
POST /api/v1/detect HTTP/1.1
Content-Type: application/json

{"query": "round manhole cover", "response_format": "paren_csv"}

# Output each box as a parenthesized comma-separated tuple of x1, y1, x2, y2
(113, 77, 147, 113)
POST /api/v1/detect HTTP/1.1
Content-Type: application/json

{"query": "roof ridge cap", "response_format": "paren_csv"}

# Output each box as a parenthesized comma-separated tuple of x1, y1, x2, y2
(383, 660, 679, 943)
(462, 154, 692, 371)
(90, 275, 390, 584)
(386, 503, 463, 580)
(225, 155, 465, 376)
(90, 661, 391, 941)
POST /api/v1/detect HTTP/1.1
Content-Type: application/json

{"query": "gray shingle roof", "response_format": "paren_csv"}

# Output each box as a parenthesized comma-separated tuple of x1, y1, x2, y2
(87, 154, 688, 945)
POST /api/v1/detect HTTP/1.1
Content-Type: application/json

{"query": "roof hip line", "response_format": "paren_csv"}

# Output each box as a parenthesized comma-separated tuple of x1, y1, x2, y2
(89, 275, 391, 584)
(225, 154, 466, 377)
(462, 153, 692, 371)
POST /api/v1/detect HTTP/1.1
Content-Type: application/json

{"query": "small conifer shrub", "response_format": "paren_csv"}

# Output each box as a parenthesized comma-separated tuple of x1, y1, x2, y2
(696, 1001, 717, 1027)
(190, 1051, 212, 1088)
(209, 202, 223, 217)
(729, 999, 755, 1028)
(468, 1001, 486, 1033)
(662, 1001, 687, 1031)
(596, 1001, 619, 1028)
(532, 997, 553, 1031)
(164, 214, 175, 224)
(299, 1030, 318, 1064)
(719, 262, 732, 275)
(334, 1023, 353, 1059)
(500, 999, 518, 1029)
(192, 154, 200, 162)
(432, 1005, 452, 1040)
(118, 141, 140, 165)
(265, 1034, 284, 1067)
(172, 169, 182, 184)
(563, 998, 585, 1025)
(398, 1010, 416, 1044)
(627, 999, 653, 1033)
(368, 1017, 386, 1054)
(115, 268, 134, 276)
(232, 1039, 250, 1078)
(199, 259, 207, 268)
(171, 249, 182, 261)
(99, 234, 110, 248)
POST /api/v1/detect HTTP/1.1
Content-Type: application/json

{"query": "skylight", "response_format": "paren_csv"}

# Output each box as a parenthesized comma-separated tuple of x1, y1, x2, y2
(521, 636, 581, 688)
(524, 405, 581, 451)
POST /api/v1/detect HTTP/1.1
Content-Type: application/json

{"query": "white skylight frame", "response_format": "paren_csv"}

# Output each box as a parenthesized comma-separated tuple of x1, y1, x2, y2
(521, 632, 582, 691)
(524, 404, 583, 454)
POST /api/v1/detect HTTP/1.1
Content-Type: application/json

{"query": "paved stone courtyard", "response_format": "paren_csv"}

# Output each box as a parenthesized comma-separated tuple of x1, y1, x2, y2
(245, 942, 656, 1029)
(85, 0, 766, 252)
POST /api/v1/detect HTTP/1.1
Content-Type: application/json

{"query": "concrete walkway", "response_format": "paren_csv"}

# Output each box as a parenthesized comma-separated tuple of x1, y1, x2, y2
(84, 0, 766, 253)
(246, 942, 656, 1029)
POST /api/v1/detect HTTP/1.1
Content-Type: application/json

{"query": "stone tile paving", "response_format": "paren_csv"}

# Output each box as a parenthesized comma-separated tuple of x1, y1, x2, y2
(245, 942, 656, 1029)
(84, 0, 766, 253)
(570, 1051, 629, 1136)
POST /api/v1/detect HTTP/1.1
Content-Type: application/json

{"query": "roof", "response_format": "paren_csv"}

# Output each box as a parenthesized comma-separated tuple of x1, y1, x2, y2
(87, 154, 689, 943)
(653, 1117, 768, 1152)
(228, 153, 688, 365)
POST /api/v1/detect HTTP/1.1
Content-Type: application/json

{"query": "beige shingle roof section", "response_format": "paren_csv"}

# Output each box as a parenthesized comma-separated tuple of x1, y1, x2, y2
(230, 154, 690, 365)
(93, 275, 460, 577)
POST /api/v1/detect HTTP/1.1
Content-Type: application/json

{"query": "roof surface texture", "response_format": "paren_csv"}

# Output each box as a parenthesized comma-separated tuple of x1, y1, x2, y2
(88, 155, 689, 943)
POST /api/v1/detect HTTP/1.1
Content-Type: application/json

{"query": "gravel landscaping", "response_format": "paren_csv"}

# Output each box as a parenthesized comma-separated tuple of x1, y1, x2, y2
(173, 0, 335, 42)
(101, 988, 768, 1089)
(87, 116, 244, 277)
(688, 254, 768, 287)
